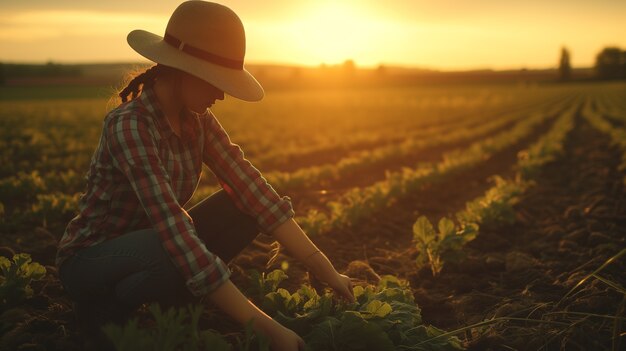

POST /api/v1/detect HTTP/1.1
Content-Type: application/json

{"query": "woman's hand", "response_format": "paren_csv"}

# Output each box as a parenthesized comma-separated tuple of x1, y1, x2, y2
(304, 251, 355, 303)
(311, 269, 355, 303)
(269, 219, 355, 303)
(205, 280, 305, 351)
(267, 325, 306, 351)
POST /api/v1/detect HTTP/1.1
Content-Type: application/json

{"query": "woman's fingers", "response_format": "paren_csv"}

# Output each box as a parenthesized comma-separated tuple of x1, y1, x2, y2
(340, 290, 355, 302)
(344, 285, 356, 302)
(341, 284, 354, 302)
(334, 274, 355, 302)
(311, 271, 356, 302)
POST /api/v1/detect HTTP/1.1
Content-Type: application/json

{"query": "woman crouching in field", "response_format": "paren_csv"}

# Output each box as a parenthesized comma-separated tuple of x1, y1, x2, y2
(55, 2, 354, 350)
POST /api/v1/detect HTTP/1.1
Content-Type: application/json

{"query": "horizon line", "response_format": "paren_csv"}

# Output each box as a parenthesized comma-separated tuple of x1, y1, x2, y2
(0, 58, 594, 73)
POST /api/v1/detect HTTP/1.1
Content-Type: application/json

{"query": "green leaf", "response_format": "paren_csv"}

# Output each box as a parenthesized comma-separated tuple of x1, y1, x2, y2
(253, 270, 465, 350)
(337, 311, 396, 350)
(303, 316, 342, 350)
(378, 275, 409, 290)
(24, 262, 46, 280)
(262, 289, 290, 315)
(437, 218, 456, 239)
(353, 285, 365, 299)
(0, 252, 47, 311)
(266, 269, 288, 291)
(363, 300, 393, 318)
(297, 284, 319, 300)
(412, 216, 435, 244)
(0, 257, 9, 274)
(103, 303, 234, 351)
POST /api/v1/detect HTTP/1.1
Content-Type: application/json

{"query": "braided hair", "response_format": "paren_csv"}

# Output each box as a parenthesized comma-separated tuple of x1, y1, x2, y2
(117, 64, 161, 103)
(107, 63, 184, 110)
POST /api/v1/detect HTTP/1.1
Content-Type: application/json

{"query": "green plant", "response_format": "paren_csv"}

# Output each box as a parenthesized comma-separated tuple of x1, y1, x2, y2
(29, 191, 80, 228)
(456, 176, 530, 229)
(296, 107, 553, 238)
(409, 103, 576, 278)
(517, 104, 576, 180)
(245, 269, 289, 302)
(410, 176, 530, 277)
(0, 253, 47, 311)
(248, 270, 464, 351)
(102, 303, 271, 351)
(412, 216, 477, 276)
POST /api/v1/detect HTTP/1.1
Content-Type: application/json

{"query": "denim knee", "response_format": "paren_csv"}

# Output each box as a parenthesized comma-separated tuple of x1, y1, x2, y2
(58, 228, 194, 308)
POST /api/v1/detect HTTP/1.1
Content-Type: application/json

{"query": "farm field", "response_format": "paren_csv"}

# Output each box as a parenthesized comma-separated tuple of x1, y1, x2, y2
(1, 82, 625, 350)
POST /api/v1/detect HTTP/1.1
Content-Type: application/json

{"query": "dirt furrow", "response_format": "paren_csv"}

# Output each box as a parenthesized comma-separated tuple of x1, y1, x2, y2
(260, 96, 569, 173)
(289, 107, 567, 213)
(227, 102, 563, 295)
(407, 111, 626, 349)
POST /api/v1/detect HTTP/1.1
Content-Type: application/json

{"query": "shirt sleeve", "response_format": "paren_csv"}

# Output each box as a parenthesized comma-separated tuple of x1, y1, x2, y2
(105, 112, 230, 297)
(201, 111, 295, 234)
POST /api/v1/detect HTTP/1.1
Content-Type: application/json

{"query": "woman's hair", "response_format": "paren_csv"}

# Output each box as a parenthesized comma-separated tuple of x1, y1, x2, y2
(118, 64, 160, 103)
(107, 63, 181, 110)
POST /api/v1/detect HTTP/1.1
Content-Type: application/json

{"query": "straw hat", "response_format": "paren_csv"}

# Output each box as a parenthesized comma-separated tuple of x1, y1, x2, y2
(126, 0, 264, 101)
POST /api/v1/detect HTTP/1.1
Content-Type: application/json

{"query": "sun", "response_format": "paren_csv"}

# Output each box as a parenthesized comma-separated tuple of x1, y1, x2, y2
(281, 1, 394, 66)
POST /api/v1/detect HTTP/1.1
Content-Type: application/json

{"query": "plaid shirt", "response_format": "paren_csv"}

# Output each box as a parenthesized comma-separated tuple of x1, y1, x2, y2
(56, 84, 295, 296)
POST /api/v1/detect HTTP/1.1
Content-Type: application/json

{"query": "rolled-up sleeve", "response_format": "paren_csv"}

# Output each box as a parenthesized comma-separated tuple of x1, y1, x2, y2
(201, 112, 295, 234)
(105, 113, 230, 296)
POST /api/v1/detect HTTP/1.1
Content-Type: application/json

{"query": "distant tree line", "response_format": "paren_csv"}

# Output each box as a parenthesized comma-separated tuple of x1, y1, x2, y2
(0, 61, 82, 85)
(559, 47, 572, 81)
(559, 46, 626, 81)
(595, 47, 626, 80)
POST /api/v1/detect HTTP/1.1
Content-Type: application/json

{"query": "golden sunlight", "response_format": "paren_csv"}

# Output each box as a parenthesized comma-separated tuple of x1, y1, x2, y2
(277, 2, 399, 66)
(1, 1, 625, 68)
(0, 10, 164, 41)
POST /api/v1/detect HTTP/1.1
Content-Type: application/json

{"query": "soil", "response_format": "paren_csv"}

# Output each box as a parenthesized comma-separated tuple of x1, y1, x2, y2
(259, 95, 563, 173)
(288, 105, 564, 214)
(1, 105, 624, 350)
(232, 107, 625, 349)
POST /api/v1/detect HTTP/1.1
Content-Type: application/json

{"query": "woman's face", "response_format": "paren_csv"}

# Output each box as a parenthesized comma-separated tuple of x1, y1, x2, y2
(179, 72, 225, 114)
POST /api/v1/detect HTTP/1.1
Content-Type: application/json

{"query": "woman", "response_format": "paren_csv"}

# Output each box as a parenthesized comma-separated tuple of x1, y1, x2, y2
(55, 1, 354, 351)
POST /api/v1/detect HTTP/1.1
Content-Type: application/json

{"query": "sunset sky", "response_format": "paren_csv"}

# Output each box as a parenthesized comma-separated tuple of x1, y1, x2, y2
(0, 0, 624, 70)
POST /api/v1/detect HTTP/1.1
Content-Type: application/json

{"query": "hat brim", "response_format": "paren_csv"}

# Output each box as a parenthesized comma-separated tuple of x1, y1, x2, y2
(127, 29, 264, 102)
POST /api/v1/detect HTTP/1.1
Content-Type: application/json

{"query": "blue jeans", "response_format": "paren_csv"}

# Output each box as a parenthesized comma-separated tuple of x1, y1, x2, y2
(58, 188, 260, 319)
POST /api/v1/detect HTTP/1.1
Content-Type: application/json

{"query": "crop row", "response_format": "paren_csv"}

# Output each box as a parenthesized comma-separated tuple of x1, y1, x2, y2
(0, 169, 83, 232)
(1, 88, 511, 181)
(249, 92, 572, 172)
(581, 97, 626, 183)
(597, 92, 626, 125)
(190, 96, 574, 208)
(215, 88, 517, 165)
(0, 88, 565, 235)
(594, 87, 626, 118)
(0, 97, 573, 237)
(95, 268, 465, 351)
(262, 98, 572, 193)
(412, 98, 579, 275)
(294, 100, 565, 236)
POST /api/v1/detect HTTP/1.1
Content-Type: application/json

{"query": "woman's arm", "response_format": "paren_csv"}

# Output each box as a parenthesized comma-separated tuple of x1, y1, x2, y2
(201, 111, 295, 235)
(271, 218, 355, 302)
(207, 279, 305, 350)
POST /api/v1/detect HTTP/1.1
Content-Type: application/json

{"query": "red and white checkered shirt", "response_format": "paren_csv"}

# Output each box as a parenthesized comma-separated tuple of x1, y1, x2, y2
(55, 83, 294, 296)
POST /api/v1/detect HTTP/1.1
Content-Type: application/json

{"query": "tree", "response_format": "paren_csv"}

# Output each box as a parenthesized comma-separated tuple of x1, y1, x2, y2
(595, 47, 624, 80)
(558, 47, 571, 81)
